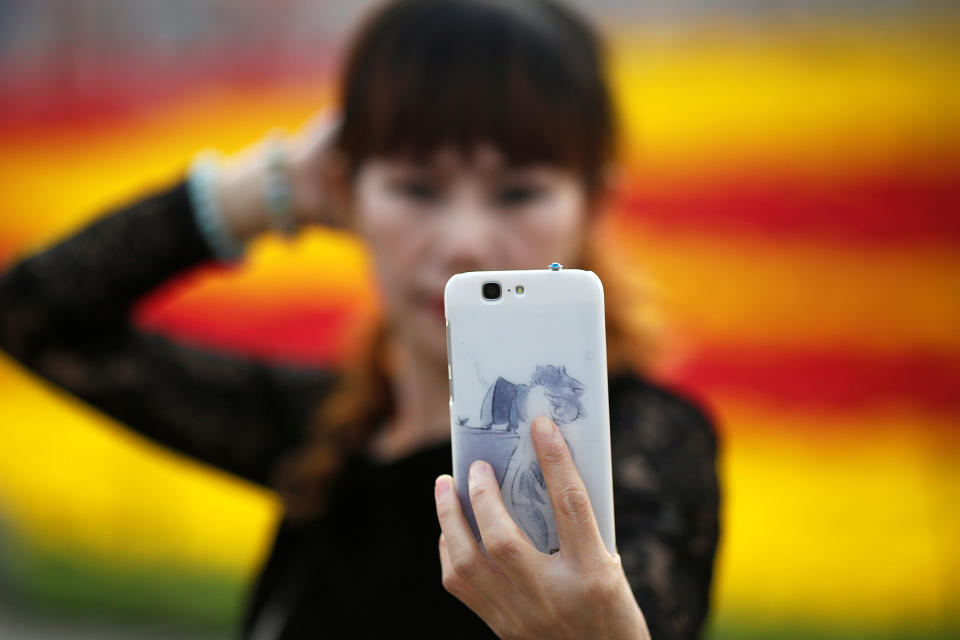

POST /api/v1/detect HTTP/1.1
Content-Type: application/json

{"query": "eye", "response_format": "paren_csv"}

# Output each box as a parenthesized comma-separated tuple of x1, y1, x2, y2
(392, 179, 439, 202)
(495, 184, 544, 207)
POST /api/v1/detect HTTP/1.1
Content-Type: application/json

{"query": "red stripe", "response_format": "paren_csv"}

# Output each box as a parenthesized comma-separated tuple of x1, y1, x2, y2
(661, 344, 960, 417)
(0, 246, 16, 269)
(134, 298, 360, 367)
(0, 56, 334, 133)
(617, 172, 960, 244)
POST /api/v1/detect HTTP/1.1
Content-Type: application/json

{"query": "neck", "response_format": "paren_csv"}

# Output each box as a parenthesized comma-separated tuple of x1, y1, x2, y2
(369, 338, 451, 462)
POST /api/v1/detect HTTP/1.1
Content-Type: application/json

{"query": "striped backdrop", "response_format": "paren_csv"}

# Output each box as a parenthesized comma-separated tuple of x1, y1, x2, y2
(0, 4, 957, 638)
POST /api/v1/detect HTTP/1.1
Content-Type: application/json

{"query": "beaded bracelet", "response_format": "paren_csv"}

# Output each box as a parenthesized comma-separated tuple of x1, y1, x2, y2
(263, 132, 297, 237)
(187, 150, 245, 262)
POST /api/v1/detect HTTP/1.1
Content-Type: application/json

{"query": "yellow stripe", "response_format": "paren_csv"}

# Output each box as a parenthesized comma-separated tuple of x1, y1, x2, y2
(138, 230, 380, 314)
(712, 401, 959, 628)
(0, 353, 278, 576)
(610, 25, 960, 174)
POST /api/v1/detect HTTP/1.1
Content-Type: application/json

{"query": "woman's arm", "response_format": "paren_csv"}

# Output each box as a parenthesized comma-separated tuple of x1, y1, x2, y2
(0, 121, 345, 488)
(609, 377, 721, 640)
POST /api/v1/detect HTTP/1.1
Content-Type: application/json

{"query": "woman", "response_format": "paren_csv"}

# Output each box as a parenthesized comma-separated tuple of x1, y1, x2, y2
(0, 0, 719, 638)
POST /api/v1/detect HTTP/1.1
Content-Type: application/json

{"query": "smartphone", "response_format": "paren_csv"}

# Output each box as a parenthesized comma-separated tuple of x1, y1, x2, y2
(444, 265, 616, 555)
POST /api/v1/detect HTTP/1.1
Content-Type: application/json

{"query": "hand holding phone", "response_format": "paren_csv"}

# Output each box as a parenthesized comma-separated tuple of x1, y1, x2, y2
(433, 406, 649, 639)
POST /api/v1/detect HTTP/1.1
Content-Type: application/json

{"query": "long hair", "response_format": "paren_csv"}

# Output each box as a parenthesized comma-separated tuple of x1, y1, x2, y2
(273, 0, 654, 520)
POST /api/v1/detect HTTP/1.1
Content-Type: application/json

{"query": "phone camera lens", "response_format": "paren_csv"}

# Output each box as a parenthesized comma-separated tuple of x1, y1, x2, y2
(482, 281, 502, 301)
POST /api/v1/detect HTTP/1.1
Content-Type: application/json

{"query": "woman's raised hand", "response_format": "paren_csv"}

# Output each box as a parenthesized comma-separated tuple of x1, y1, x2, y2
(281, 112, 350, 230)
(215, 111, 349, 242)
(434, 416, 651, 640)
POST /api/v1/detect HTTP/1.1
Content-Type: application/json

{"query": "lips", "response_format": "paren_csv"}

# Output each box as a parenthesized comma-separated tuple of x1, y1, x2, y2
(411, 287, 447, 322)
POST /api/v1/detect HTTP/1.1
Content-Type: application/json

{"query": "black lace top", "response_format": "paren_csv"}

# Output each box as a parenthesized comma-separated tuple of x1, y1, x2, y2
(0, 182, 720, 639)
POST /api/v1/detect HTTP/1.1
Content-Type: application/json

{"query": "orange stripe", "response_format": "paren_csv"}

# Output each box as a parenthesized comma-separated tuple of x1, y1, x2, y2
(612, 225, 960, 354)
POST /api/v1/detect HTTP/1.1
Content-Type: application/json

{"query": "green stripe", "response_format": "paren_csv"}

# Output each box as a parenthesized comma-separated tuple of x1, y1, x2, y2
(0, 524, 241, 636)
(708, 615, 960, 640)
(3, 525, 957, 639)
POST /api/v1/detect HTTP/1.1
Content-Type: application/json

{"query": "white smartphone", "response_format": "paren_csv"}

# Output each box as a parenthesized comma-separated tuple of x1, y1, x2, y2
(444, 265, 616, 555)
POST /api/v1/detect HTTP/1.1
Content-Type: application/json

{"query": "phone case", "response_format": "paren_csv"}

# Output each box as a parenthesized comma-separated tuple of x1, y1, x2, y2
(444, 267, 616, 555)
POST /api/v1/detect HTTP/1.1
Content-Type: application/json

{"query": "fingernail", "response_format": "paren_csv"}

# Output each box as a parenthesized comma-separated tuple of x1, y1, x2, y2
(435, 476, 450, 499)
(533, 416, 555, 439)
(469, 460, 489, 480)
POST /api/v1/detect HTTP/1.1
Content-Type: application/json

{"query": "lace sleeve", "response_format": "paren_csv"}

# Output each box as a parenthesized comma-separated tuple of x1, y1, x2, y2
(609, 375, 721, 640)
(0, 182, 333, 487)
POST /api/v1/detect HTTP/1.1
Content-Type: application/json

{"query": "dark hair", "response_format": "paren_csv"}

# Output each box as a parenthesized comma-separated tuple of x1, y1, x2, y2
(333, 0, 617, 194)
(275, 0, 647, 520)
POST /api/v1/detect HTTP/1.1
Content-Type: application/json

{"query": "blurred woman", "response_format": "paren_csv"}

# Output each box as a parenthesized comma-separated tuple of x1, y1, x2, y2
(0, 0, 719, 638)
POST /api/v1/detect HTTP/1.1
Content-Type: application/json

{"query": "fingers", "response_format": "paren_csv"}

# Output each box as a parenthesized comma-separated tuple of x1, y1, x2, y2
(287, 110, 339, 168)
(530, 416, 606, 564)
(287, 110, 350, 230)
(467, 460, 539, 587)
(434, 475, 505, 600)
(438, 534, 497, 620)
(294, 109, 341, 150)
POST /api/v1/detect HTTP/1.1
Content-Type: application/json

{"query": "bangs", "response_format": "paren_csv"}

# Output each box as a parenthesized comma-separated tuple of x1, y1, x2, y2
(334, 0, 615, 187)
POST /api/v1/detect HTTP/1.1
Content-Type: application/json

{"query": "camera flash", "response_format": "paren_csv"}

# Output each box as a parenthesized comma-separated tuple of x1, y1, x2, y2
(515, 285, 525, 295)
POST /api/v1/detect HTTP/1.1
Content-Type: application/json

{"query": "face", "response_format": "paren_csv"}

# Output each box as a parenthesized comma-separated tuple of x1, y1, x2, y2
(351, 145, 591, 364)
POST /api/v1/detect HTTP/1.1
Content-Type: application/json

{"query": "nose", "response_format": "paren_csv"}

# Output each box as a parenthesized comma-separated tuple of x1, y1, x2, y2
(434, 191, 497, 273)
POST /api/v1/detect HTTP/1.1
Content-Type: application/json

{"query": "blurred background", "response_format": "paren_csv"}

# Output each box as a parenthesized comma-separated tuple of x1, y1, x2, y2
(0, 0, 958, 638)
